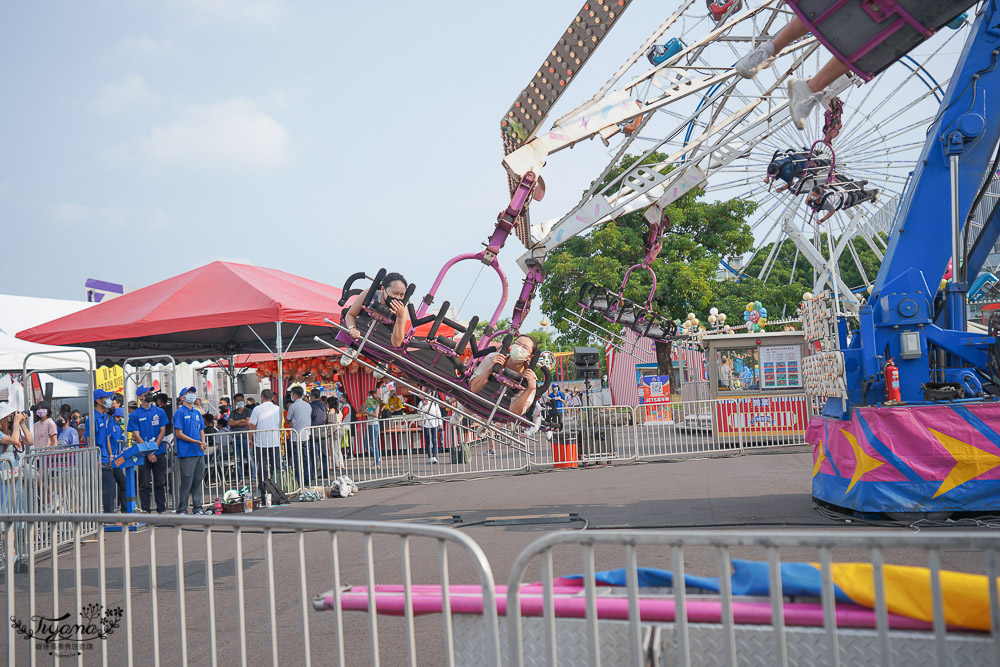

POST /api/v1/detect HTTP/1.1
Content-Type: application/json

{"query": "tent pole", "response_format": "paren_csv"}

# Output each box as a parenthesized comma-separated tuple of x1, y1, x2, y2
(276, 322, 283, 421)
(228, 354, 236, 403)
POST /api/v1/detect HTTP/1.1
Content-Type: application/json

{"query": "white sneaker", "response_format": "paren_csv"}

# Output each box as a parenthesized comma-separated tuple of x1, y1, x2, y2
(787, 78, 819, 130)
(735, 41, 775, 79)
(430, 457, 438, 464)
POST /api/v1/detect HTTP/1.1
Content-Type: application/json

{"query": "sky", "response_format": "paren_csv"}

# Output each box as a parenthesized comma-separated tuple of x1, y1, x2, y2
(0, 1, 971, 333)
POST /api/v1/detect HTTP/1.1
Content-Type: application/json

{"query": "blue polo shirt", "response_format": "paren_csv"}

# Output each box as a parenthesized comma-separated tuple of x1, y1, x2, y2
(173, 405, 206, 458)
(127, 405, 168, 455)
(93, 411, 113, 466)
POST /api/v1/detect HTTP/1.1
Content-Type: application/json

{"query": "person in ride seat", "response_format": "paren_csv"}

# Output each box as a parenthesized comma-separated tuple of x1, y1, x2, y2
(469, 334, 539, 416)
(344, 272, 410, 347)
(765, 148, 830, 193)
(805, 176, 879, 222)
(735, 3, 975, 131)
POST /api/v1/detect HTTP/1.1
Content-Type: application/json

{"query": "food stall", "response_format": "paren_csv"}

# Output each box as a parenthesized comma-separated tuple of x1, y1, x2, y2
(703, 330, 809, 443)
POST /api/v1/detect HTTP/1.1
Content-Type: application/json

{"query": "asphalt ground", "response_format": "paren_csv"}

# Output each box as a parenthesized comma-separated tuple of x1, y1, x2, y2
(3, 446, 997, 665)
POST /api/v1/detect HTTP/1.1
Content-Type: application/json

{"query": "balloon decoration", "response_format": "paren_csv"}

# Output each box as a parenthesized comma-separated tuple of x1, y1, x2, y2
(254, 354, 369, 386)
(743, 300, 769, 333)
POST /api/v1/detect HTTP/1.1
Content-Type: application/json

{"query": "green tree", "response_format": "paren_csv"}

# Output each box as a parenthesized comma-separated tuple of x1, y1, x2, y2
(539, 153, 757, 382)
(741, 231, 885, 312)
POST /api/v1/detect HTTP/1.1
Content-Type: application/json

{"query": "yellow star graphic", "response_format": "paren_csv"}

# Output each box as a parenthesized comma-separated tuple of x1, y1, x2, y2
(930, 429, 1000, 498)
(813, 441, 826, 478)
(843, 429, 884, 493)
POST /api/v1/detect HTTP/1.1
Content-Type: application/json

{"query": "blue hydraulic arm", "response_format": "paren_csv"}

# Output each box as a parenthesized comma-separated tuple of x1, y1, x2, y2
(833, 5, 1000, 417)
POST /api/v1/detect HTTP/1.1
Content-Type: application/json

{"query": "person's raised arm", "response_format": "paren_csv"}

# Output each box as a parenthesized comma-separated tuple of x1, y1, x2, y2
(470, 354, 505, 394)
(509, 369, 538, 416)
(16, 413, 33, 447)
(345, 287, 372, 340)
(389, 300, 407, 347)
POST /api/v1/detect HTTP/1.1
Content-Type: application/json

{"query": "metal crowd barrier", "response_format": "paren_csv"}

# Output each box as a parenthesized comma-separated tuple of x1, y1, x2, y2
(155, 395, 820, 510)
(0, 446, 101, 573)
(503, 529, 1000, 667)
(7, 514, 1000, 666)
(0, 512, 499, 666)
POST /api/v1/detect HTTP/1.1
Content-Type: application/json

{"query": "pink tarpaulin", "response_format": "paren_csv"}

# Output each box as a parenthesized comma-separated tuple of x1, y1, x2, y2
(808, 402, 1000, 512)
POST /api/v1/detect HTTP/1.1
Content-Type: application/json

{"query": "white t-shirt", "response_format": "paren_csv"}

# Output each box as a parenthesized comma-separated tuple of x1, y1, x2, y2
(419, 401, 442, 429)
(249, 402, 281, 448)
(472, 352, 536, 415)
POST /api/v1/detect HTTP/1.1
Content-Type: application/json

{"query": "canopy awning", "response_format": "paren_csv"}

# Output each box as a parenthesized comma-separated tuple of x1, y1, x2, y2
(17, 262, 348, 363)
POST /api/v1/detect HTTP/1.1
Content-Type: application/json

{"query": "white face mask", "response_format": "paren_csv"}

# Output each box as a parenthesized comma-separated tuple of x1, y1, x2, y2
(508, 343, 531, 363)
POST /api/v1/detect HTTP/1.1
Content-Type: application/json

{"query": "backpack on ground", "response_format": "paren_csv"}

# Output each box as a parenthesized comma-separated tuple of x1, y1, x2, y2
(451, 442, 471, 464)
(262, 478, 290, 506)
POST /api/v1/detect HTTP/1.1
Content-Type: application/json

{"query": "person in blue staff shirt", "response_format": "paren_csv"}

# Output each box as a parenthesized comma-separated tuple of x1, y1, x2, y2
(93, 389, 119, 513)
(173, 387, 207, 514)
(127, 385, 168, 514)
(548, 385, 566, 413)
(109, 407, 127, 512)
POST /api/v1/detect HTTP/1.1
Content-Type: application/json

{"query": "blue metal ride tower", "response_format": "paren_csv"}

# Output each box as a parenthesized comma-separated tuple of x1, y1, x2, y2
(806, 3, 1000, 515)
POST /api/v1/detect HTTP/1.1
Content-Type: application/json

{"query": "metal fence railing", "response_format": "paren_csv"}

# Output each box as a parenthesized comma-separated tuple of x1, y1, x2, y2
(1, 512, 499, 666)
(501, 529, 1000, 667)
(6, 514, 999, 666)
(192, 396, 820, 501)
(0, 446, 101, 572)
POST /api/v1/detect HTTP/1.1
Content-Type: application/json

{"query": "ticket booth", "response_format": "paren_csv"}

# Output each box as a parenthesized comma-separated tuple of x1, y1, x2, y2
(704, 330, 809, 443)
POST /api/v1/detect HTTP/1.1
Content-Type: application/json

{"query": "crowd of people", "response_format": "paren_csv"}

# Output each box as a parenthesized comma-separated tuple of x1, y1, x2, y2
(1, 353, 597, 517)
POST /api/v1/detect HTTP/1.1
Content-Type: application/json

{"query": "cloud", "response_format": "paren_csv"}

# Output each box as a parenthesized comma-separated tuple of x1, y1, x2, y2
(105, 98, 290, 169)
(94, 75, 160, 115)
(50, 203, 166, 227)
(166, 0, 286, 27)
(114, 36, 185, 58)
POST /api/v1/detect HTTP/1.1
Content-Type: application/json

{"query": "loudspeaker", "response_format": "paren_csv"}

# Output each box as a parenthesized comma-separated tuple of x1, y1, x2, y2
(574, 346, 601, 379)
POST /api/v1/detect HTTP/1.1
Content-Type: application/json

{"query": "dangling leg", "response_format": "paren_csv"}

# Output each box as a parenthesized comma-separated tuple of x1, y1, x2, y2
(735, 17, 809, 79)
(788, 58, 852, 130)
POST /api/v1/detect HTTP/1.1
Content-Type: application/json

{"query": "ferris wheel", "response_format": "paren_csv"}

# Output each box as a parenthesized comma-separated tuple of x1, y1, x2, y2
(505, 0, 972, 314)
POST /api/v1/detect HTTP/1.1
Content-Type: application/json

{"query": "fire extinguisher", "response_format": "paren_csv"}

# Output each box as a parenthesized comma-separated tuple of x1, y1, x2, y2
(884, 358, 901, 403)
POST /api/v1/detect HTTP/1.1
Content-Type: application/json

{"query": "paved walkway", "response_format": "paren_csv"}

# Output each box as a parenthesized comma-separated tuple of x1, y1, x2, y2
(5, 446, 995, 665)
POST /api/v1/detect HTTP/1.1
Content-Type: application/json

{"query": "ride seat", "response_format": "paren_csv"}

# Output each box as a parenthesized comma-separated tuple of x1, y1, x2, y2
(786, 1, 977, 81)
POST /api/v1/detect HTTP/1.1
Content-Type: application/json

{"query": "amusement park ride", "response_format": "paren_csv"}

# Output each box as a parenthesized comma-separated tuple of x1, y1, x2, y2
(322, 1, 999, 516)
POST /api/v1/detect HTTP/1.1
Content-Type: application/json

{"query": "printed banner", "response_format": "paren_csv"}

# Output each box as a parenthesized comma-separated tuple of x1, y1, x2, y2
(715, 395, 809, 436)
(760, 345, 802, 389)
(95, 365, 124, 394)
(808, 403, 1000, 512)
(639, 374, 672, 424)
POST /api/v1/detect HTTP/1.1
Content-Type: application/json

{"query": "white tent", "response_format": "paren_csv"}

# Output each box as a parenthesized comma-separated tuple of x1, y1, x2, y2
(0, 293, 94, 338)
(35, 373, 89, 398)
(0, 330, 96, 373)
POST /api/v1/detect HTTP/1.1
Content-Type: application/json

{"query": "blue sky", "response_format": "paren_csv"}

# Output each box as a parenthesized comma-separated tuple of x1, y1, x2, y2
(0, 1, 968, 332)
(0, 2, 661, 326)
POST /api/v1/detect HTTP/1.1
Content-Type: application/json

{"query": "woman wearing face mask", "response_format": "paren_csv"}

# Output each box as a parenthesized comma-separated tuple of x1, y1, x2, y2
(344, 272, 410, 348)
(32, 401, 58, 449)
(469, 334, 539, 417)
(0, 402, 33, 472)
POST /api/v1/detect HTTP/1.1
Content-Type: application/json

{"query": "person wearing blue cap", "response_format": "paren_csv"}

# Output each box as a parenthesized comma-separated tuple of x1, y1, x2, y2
(107, 405, 127, 513)
(173, 387, 207, 514)
(93, 389, 120, 513)
(127, 386, 168, 514)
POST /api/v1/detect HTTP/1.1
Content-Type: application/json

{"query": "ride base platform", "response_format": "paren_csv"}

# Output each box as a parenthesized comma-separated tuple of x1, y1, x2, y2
(807, 401, 1000, 514)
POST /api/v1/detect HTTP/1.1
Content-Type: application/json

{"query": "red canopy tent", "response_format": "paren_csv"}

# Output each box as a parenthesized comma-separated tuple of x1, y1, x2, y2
(18, 261, 351, 411)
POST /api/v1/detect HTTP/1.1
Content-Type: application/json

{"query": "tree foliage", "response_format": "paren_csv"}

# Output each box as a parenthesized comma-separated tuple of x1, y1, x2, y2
(536, 152, 886, 351)
(539, 153, 756, 344)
